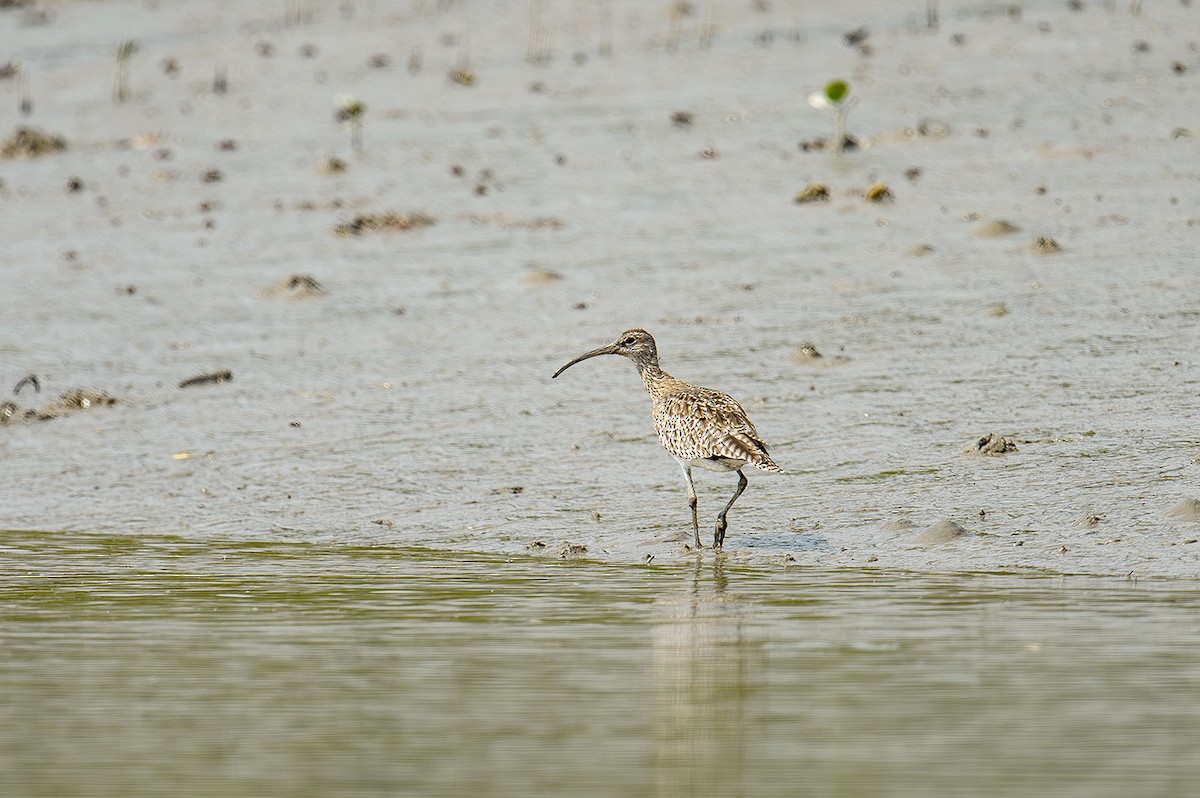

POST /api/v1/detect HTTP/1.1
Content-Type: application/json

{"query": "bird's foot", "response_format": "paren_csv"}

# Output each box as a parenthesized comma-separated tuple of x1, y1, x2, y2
(713, 518, 728, 549)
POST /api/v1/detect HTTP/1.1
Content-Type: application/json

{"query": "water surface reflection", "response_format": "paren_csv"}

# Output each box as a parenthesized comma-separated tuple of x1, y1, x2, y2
(2, 531, 1199, 797)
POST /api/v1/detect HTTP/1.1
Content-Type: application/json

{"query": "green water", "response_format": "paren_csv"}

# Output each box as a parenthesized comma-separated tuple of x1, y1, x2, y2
(2, 531, 1198, 797)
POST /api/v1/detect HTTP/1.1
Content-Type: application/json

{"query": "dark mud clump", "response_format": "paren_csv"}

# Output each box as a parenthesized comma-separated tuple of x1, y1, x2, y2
(1, 126, 67, 159)
(1031, 236, 1062, 254)
(967, 433, 1018, 455)
(332, 212, 435, 236)
(262, 274, 327, 298)
(799, 135, 860, 152)
(1, 388, 117, 425)
(557, 542, 588, 558)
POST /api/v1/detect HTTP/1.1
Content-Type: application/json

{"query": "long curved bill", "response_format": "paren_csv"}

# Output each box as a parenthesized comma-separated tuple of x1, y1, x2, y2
(552, 345, 616, 378)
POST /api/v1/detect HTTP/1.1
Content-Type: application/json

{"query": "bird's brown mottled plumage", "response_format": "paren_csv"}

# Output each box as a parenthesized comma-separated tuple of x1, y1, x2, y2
(552, 328, 781, 549)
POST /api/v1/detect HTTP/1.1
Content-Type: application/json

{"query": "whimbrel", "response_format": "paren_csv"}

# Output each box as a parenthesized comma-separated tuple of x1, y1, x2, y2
(552, 329, 781, 549)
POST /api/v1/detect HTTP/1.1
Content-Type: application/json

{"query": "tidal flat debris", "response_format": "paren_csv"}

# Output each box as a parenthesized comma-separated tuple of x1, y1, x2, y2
(332, 212, 435, 236)
(557, 542, 588, 558)
(448, 68, 475, 86)
(318, 155, 347, 174)
(178, 370, 233, 389)
(670, 111, 694, 127)
(12, 374, 40, 395)
(917, 520, 968, 545)
(793, 183, 830, 204)
(1, 126, 66, 159)
(968, 433, 1018, 455)
(1031, 236, 1061, 254)
(864, 182, 893, 203)
(261, 274, 326, 298)
(2, 388, 118, 425)
(1166, 499, 1200, 522)
(791, 342, 823, 362)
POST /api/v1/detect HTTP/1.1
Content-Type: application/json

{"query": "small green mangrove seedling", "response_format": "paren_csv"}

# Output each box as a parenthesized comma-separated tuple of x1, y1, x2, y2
(335, 94, 366, 153)
(113, 39, 138, 103)
(807, 79, 857, 154)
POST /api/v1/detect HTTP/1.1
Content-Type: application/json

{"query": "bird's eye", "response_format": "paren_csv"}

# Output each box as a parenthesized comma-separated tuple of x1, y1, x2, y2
(621, 337, 635, 346)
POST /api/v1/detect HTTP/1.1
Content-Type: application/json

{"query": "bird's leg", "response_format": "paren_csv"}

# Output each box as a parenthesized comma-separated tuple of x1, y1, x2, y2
(679, 461, 701, 549)
(714, 469, 748, 548)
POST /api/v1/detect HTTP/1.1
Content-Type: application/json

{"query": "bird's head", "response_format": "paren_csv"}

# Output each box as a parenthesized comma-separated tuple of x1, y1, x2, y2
(552, 328, 659, 378)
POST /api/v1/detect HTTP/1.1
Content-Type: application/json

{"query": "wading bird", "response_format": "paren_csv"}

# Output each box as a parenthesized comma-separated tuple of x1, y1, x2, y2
(552, 329, 780, 549)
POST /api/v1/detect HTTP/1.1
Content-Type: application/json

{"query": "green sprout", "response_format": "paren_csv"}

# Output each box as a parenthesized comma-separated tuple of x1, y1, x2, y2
(807, 79, 857, 154)
(335, 94, 366, 153)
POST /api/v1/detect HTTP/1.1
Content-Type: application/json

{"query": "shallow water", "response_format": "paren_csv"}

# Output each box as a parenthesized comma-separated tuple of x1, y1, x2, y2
(3, 530, 1199, 797)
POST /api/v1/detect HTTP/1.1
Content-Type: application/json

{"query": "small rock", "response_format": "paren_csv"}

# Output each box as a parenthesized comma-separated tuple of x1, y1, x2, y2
(975, 219, 1021, 237)
(523, 270, 562, 285)
(917, 520, 968, 545)
(670, 111, 694, 127)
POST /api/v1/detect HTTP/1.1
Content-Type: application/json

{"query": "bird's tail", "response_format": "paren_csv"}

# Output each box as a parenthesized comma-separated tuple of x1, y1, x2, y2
(751, 451, 783, 473)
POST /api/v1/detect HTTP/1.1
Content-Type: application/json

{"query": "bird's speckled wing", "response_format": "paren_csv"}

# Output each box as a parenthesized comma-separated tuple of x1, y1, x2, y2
(651, 383, 781, 472)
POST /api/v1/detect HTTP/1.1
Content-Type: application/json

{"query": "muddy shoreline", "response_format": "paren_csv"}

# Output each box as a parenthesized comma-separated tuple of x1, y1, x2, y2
(3, 0, 1200, 577)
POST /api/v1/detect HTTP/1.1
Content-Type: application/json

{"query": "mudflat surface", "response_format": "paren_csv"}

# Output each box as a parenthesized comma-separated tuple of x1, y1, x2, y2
(3, 0, 1200, 576)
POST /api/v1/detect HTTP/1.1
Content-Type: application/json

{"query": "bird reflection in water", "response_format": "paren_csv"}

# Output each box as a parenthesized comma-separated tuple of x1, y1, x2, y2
(650, 558, 756, 796)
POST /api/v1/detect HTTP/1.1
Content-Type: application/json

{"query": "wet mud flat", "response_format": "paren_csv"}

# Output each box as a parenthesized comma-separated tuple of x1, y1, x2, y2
(2, 0, 1200, 576)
